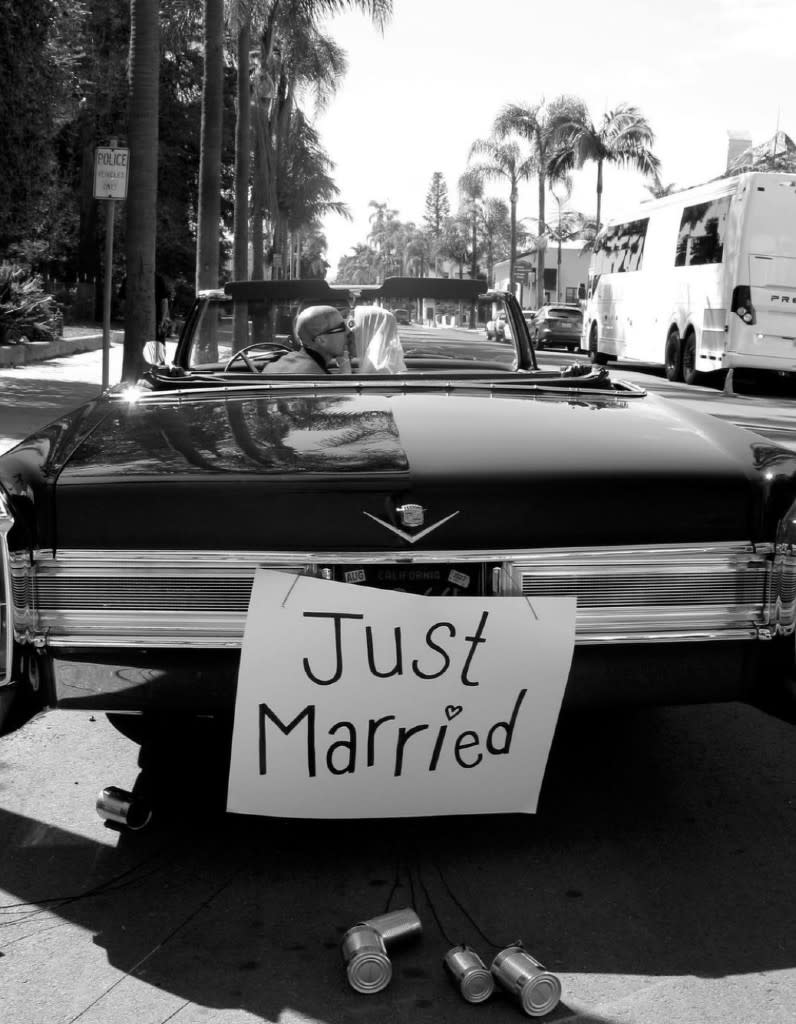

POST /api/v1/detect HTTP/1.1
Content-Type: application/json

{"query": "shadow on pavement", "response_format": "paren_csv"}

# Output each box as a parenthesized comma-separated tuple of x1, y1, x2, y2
(0, 376, 102, 454)
(1, 704, 794, 1022)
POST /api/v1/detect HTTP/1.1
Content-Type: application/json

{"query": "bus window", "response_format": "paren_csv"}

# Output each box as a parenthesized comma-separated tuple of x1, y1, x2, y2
(592, 218, 648, 275)
(675, 197, 731, 267)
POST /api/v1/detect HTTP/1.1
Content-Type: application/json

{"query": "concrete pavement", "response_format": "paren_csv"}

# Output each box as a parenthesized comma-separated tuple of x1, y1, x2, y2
(0, 701, 794, 1024)
(0, 324, 110, 368)
(0, 329, 126, 456)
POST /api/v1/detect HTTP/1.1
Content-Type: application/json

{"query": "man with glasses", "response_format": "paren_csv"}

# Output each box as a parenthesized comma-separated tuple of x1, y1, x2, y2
(263, 304, 352, 375)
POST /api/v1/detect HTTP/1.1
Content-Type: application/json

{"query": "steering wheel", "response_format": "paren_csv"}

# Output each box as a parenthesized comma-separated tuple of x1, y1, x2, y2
(224, 342, 290, 373)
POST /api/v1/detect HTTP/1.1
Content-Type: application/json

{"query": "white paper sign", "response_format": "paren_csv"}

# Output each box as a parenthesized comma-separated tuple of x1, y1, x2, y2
(227, 570, 576, 819)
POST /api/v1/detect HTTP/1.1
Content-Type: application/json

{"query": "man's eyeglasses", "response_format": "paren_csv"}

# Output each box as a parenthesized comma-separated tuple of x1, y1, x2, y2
(312, 322, 349, 344)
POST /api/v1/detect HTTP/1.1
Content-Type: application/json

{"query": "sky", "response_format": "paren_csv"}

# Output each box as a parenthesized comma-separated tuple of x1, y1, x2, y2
(312, 0, 796, 276)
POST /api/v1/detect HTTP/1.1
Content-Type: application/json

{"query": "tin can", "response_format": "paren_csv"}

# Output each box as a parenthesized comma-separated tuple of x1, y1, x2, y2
(491, 945, 561, 1017)
(362, 907, 422, 948)
(443, 945, 495, 1003)
(95, 786, 152, 831)
(340, 924, 392, 994)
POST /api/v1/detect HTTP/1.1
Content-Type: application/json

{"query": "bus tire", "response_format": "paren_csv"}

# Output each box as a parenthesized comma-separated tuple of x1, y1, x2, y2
(589, 326, 609, 365)
(665, 328, 683, 382)
(682, 331, 699, 385)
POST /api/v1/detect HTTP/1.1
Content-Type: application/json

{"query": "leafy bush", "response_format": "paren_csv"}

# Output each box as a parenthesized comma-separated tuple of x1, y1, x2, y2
(0, 263, 61, 345)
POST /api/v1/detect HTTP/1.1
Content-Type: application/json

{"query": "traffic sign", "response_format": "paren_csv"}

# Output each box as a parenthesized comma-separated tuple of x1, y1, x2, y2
(93, 146, 129, 200)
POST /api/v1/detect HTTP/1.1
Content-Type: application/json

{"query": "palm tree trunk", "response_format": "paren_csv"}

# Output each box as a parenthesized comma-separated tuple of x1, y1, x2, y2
(596, 158, 603, 233)
(509, 188, 517, 295)
(122, 0, 159, 383)
(196, 0, 223, 291)
(233, 17, 251, 348)
(251, 103, 267, 280)
(536, 174, 546, 308)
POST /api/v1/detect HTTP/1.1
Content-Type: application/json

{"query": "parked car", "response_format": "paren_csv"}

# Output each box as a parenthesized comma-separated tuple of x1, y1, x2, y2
(2, 277, 795, 812)
(531, 304, 583, 351)
(393, 307, 411, 325)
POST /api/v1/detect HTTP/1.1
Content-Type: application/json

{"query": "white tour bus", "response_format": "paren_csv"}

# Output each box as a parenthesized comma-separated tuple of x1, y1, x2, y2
(583, 172, 796, 384)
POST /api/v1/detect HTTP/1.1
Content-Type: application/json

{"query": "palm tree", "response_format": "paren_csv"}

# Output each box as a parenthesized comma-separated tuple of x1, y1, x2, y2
(277, 110, 350, 274)
(438, 216, 470, 279)
(479, 197, 510, 286)
(336, 242, 380, 283)
(468, 137, 534, 296)
(195, 0, 224, 292)
(122, 0, 160, 383)
(245, 0, 391, 281)
(493, 97, 574, 307)
(367, 201, 398, 249)
(458, 167, 484, 281)
(548, 100, 661, 234)
(645, 179, 680, 199)
(367, 201, 403, 280)
(229, 1, 253, 347)
(404, 226, 432, 278)
(253, 11, 350, 279)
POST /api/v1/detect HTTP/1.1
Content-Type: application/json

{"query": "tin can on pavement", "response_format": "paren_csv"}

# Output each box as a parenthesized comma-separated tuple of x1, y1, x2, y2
(95, 786, 152, 831)
(491, 945, 561, 1017)
(362, 907, 422, 948)
(443, 945, 495, 1003)
(340, 924, 392, 994)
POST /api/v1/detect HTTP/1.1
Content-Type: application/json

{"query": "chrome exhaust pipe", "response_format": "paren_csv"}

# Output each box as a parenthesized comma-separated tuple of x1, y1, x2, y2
(96, 786, 152, 831)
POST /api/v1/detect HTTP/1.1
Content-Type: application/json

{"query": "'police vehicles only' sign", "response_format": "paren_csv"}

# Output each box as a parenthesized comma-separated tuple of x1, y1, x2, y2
(93, 146, 129, 200)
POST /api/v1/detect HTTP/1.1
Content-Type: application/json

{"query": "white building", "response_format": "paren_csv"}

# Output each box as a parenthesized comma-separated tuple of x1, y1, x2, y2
(493, 240, 591, 308)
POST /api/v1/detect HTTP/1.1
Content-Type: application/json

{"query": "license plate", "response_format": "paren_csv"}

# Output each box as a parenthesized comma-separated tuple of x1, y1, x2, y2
(332, 563, 482, 595)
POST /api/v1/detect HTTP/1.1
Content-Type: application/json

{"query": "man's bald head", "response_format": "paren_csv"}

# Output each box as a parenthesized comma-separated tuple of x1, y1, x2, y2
(295, 305, 350, 365)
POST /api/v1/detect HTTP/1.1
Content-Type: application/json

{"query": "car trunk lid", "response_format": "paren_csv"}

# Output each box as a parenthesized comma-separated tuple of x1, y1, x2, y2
(50, 385, 775, 550)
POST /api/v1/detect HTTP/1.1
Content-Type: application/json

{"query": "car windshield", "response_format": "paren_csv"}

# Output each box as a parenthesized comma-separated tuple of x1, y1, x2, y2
(547, 306, 581, 319)
(182, 279, 527, 375)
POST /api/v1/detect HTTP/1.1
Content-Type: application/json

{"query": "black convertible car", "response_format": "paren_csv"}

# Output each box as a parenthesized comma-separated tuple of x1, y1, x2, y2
(1, 277, 795, 775)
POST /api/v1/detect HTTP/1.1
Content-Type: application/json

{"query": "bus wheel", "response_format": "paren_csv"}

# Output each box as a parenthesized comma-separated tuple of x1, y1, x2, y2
(682, 332, 699, 385)
(665, 328, 683, 382)
(589, 326, 608, 365)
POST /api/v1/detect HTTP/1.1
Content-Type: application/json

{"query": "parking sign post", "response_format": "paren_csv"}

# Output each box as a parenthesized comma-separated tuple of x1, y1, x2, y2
(94, 139, 129, 391)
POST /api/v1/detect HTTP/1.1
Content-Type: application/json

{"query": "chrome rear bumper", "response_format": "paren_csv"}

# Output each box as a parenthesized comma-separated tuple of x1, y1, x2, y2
(9, 541, 789, 648)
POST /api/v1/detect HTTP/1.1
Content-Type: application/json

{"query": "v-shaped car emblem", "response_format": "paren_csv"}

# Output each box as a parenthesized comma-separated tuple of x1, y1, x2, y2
(362, 509, 460, 545)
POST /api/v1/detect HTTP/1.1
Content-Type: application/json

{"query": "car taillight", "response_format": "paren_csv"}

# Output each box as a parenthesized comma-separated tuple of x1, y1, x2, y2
(0, 491, 14, 685)
(732, 285, 756, 325)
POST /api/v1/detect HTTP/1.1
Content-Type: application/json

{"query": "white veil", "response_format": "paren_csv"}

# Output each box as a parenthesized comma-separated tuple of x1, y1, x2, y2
(350, 305, 407, 373)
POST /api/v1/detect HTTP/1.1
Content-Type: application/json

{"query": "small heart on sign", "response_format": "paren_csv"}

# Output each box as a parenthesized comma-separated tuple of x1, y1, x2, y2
(445, 705, 463, 721)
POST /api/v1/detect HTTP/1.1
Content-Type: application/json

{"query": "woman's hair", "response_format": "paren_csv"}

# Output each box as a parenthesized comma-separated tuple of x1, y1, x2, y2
(350, 305, 407, 373)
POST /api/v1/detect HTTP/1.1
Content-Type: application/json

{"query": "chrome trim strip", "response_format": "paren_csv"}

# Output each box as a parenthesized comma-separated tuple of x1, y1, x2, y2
(108, 377, 647, 403)
(0, 493, 14, 686)
(11, 541, 782, 648)
(22, 541, 776, 566)
(40, 626, 764, 649)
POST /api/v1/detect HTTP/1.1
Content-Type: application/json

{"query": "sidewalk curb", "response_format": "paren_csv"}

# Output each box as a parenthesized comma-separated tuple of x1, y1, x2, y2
(0, 334, 106, 368)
